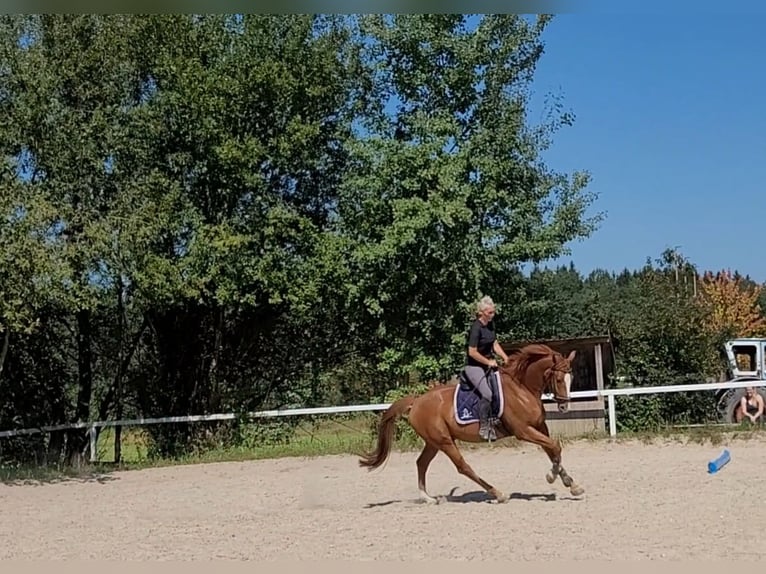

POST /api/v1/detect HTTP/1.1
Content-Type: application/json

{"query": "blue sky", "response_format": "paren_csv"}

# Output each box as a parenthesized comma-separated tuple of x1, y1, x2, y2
(525, 13, 766, 281)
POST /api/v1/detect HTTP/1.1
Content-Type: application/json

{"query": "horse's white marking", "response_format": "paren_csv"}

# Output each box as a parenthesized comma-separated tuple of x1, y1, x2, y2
(420, 488, 439, 505)
(564, 373, 572, 395)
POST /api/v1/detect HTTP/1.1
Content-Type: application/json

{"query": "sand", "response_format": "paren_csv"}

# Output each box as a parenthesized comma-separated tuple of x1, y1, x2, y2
(1, 437, 765, 560)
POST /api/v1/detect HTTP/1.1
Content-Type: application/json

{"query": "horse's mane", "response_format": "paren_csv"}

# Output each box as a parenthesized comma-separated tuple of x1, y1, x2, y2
(502, 343, 557, 384)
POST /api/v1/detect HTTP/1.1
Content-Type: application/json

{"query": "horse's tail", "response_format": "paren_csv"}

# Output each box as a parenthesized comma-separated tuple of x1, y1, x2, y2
(358, 395, 417, 471)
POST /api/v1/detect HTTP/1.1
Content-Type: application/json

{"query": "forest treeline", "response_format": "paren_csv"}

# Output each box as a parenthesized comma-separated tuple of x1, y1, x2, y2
(0, 15, 762, 466)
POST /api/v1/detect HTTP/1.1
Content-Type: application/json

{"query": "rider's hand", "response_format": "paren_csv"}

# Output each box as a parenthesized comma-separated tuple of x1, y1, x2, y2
(487, 359, 498, 369)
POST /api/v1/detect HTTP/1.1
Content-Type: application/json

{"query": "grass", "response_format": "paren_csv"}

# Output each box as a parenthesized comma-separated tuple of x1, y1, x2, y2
(2, 414, 766, 484)
(94, 413, 384, 463)
(0, 413, 391, 483)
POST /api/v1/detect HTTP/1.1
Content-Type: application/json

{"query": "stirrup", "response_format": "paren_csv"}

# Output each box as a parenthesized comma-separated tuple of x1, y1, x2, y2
(479, 421, 497, 441)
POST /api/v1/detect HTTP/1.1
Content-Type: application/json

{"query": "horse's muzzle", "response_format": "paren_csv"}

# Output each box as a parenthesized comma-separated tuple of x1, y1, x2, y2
(557, 401, 570, 413)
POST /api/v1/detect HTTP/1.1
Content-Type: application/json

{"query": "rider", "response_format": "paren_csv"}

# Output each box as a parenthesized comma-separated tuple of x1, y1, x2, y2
(463, 295, 510, 441)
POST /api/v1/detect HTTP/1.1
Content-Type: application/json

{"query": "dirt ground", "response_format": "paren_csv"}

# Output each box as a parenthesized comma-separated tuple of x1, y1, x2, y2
(1, 436, 766, 560)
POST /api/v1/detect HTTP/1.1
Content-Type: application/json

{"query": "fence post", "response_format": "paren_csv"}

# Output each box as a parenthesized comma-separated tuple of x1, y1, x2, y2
(608, 394, 617, 437)
(89, 425, 98, 463)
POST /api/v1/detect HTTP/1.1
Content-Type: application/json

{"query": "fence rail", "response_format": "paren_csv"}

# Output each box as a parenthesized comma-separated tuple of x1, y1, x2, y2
(1, 379, 765, 463)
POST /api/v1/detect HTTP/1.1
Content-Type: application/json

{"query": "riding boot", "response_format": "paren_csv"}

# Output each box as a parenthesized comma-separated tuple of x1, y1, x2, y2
(477, 398, 496, 441)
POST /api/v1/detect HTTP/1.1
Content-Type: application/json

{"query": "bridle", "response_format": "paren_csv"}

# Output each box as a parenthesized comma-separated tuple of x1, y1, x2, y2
(544, 360, 572, 403)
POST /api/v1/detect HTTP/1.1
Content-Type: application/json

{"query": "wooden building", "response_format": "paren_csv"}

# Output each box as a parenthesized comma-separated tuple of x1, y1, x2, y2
(500, 335, 615, 436)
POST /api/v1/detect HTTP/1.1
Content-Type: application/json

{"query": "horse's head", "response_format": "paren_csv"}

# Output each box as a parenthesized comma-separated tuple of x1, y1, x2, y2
(504, 344, 577, 412)
(544, 350, 576, 412)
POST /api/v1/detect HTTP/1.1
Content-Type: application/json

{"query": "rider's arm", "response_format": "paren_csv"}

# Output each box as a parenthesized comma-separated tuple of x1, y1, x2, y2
(493, 340, 509, 363)
(468, 346, 494, 367)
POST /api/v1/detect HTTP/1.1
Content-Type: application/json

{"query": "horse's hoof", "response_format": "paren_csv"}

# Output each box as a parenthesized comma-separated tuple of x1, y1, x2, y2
(545, 472, 556, 484)
(570, 484, 584, 497)
(422, 496, 440, 505)
(494, 492, 509, 503)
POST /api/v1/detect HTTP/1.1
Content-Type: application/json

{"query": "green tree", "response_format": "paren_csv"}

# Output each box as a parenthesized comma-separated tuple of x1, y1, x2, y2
(603, 251, 719, 430)
(0, 15, 151, 461)
(0, 14, 606, 465)
(337, 14, 602, 382)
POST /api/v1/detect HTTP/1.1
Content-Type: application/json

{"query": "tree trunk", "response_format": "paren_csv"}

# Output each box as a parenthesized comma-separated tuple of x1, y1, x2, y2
(0, 328, 9, 382)
(114, 278, 125, 465)
(67, 308, 92, 465)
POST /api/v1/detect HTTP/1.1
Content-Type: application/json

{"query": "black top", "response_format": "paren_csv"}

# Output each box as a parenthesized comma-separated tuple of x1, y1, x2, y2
(466, 318, 496, 367)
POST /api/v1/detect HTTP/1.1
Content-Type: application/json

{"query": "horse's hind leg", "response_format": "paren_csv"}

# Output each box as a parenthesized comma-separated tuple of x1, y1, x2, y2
(438, 437, 509, 503)
(408, 403, 447, 505)
(416, 443, 439, 504)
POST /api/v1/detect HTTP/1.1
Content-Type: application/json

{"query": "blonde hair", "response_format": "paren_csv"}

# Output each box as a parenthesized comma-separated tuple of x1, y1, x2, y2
(476, 295, 495, 316)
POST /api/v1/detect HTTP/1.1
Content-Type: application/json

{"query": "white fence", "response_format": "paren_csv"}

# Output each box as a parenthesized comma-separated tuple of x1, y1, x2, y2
(1, 378, 765, 463)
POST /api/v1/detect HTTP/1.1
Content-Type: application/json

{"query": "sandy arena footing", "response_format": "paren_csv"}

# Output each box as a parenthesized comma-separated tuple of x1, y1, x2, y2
(1, 437, 765, 560)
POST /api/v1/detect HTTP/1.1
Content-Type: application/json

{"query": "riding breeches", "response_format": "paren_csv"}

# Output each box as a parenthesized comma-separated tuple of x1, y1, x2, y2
(463, 365, 494, 402)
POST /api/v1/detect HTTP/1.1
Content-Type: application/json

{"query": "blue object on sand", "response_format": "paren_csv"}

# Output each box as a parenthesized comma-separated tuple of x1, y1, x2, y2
(708, 449, 731, 474)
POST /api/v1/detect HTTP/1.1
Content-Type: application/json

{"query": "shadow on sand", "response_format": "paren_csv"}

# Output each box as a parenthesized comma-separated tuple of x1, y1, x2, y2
(0, 464, 121, 487)
(364, 486, 582, 508)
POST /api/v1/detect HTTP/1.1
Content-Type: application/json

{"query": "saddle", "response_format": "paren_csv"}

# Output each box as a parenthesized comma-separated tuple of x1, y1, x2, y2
(453, 367, 504, 425)
(457, 367, 500, 399)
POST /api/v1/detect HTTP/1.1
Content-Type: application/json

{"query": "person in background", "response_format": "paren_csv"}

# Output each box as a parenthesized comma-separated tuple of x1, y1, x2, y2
(736, 386, 764, 425)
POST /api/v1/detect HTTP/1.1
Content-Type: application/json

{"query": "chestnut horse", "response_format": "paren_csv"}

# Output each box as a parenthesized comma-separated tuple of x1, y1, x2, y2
(359, 343, 584, 503)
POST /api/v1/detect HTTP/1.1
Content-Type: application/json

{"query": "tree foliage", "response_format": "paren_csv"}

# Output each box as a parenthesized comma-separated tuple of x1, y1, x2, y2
(0, 14, 759, 466)
(697, 269, 766, 340)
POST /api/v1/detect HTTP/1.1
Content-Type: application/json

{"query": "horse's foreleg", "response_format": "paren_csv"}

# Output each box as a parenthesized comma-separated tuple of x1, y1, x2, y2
(534, 422, 564, 484)
(518, 423, 584, 497)
(416, 443, 439, 504)
(438, 437, 509, 503)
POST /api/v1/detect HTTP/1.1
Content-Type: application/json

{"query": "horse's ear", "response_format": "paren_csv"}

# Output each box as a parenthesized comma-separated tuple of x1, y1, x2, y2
(567, 350, 576, 362)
